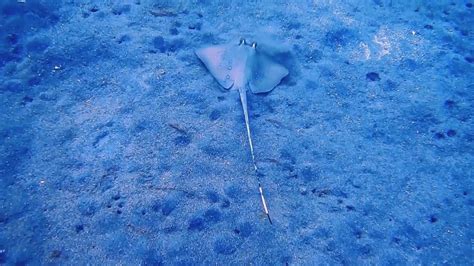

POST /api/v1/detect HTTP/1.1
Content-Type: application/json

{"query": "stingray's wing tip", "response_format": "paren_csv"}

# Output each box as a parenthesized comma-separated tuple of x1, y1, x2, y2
(195, 47, 207, 61)
(282, 66, 290, 77)
(250, 64, 289, 94)
(195, 46, 234, 89)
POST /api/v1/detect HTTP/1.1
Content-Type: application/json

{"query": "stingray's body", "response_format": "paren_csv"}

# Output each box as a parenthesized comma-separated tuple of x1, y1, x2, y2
(196, 39, 289, 223)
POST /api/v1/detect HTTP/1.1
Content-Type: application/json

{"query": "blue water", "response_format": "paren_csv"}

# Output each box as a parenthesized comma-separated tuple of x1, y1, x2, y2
(0, 0, 473, 264)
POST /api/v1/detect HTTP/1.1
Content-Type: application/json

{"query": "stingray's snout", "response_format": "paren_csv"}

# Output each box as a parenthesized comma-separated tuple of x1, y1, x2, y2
(239, 38, 257, 49)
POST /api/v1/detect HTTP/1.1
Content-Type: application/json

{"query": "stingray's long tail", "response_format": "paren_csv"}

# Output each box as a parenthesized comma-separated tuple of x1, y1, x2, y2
(238, 87, 272, 225)
(238, 87, 257, 171)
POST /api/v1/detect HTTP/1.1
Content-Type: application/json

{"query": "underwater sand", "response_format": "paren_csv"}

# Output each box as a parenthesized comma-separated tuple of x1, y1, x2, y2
(0, 0, 473, 264)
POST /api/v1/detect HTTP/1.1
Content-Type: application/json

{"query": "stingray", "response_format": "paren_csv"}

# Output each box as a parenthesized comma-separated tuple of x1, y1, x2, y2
(196, 38, 289, 224)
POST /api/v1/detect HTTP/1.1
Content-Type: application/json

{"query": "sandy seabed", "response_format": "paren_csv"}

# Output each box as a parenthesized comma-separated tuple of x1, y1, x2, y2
(0, 0, 473, 264)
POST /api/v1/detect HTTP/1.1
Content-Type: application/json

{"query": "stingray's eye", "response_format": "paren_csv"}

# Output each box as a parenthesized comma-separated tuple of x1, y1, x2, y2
(252, 42, 257, 49)
(239, 38, 246, 45)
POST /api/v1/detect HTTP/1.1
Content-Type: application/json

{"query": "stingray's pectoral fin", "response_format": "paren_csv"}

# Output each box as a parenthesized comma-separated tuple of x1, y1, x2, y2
(195, 45, 234, 89)
(249, 53, 289, 94)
